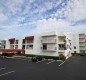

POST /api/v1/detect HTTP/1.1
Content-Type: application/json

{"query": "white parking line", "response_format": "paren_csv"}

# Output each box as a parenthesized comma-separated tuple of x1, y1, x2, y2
(0, 71, 15, 77)
(5, 57, 14, 59)
(58, 61, 65, 67)
(56, 60, 63, 62)
(36, 59, 45, 63)
(13, 58, 29, 60)
(0, 68, 6, 71)
(46, 60, 55, 64)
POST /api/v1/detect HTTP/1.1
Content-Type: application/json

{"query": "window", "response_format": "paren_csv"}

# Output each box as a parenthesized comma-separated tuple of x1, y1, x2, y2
(10, 41, 14, 44)
(15, 45, 18, 49)
(22, 45, 25, 49)
(27, 40, 33, 43)
(4, 45, 5, 49)
(59, 44, 66, 50)
(1, 45, 5, 49)
(43, 44, 47, 50)
(10, 45, 14, 49)
(1, 41, 6, 44)
(15, 40, 18, 44)
(22, 39, 25, 44)
(74, 46, 76, 49)
(74, 51, 76, 53)
(26, 45, 33, 49)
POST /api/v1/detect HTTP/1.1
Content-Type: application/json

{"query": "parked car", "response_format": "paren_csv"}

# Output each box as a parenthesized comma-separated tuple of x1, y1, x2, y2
(31, 56, 42, 62)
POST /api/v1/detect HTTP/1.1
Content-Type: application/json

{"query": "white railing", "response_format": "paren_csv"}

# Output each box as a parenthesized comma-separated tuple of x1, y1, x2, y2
(42, 39, 57, 43)
(79, 40, 85, 42)
(79, 35, 85, 38)
(41, 47, 57, 51)
(79, 44, 85, 46)
(80, 47, 86, 50)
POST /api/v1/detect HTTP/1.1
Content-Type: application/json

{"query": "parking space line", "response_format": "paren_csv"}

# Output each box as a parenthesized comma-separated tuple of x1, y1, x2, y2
(56, 60, 63, 62)
(13, 58, 29, 61)
(46, 60, 55, 64)
(5, 57, 14, 59)
(0, 71, 15, 77)
(0, 68, 6, 71)
(36, 59, 45, 63)
(58, 61, 65, 67)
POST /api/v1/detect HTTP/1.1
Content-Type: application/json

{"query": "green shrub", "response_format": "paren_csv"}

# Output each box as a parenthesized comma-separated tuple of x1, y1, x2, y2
(78, 53, 86, 56)
(25, 54, 35, 57)
(24, 54, 59, 60)
(15, 53, 25, 56)
(43, 56, 59, 60)
(72, 53, 86, 56)
(59, 54, 66, 61)
(1, 53, 15, 57)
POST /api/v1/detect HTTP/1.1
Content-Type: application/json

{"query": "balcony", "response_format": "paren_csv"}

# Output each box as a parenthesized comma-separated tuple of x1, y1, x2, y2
(79, 39, 85, 42)
(58, 50, 65, 52)
(26, 40, 33, 44)
(58, 48, 65, 52)
(80, 48, 86, 50)
(58, 40, 66, 44)
(79, 47, 86, 50)
(41, 39, 57, 43)
(79, 34, 85, 38)
(58, 37, 66, 44)
(79, 44, 86, 47)
(41, 47, 57, 52)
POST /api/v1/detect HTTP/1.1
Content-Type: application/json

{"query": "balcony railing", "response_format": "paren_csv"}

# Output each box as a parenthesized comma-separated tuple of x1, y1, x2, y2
(79, 47, 86, 50)
(79, 44, 86, 46)
(80, 48, 86, 50)
(41, 47, 57, 51)
(41, 39, 57, 43)
(58, 50, 65, 52)
(59, 48, 66, 50)
(79, 40, 85, 42)
(79, 34, 85, 38)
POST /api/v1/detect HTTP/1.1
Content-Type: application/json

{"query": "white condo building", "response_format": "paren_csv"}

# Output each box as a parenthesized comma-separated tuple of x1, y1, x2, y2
(0, 32, 86, 58)
(71, 33, 86, 53)
(0, 32, 71, 59)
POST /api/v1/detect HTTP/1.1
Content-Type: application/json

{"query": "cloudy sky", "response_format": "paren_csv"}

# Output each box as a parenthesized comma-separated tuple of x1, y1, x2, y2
(0, 0, 86, 38)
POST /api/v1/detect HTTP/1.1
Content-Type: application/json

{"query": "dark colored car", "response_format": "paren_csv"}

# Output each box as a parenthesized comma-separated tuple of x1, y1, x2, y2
(31, 56, 42, 62)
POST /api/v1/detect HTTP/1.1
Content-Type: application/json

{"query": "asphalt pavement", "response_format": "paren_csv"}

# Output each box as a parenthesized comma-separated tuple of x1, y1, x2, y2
(0, 56, 86, 80)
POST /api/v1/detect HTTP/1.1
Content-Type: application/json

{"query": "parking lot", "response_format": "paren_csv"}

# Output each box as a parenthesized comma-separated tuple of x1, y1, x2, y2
(0, 55, 86, 80)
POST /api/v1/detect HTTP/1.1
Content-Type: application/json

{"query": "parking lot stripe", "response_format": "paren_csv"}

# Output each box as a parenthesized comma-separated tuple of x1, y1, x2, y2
(0, 68, 6, 71)
(5, 57, 14, 59)
(58, 61, 65, 67)
(13, 58, 29, 60)
(46, 60, 55, 64)
(0, 71, 15, 77)
(56, 60, 63, 62)
(36, 59, 45, 63)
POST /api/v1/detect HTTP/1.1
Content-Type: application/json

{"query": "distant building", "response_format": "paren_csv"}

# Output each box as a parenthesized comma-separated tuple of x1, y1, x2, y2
(71, 33, 86, 53)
